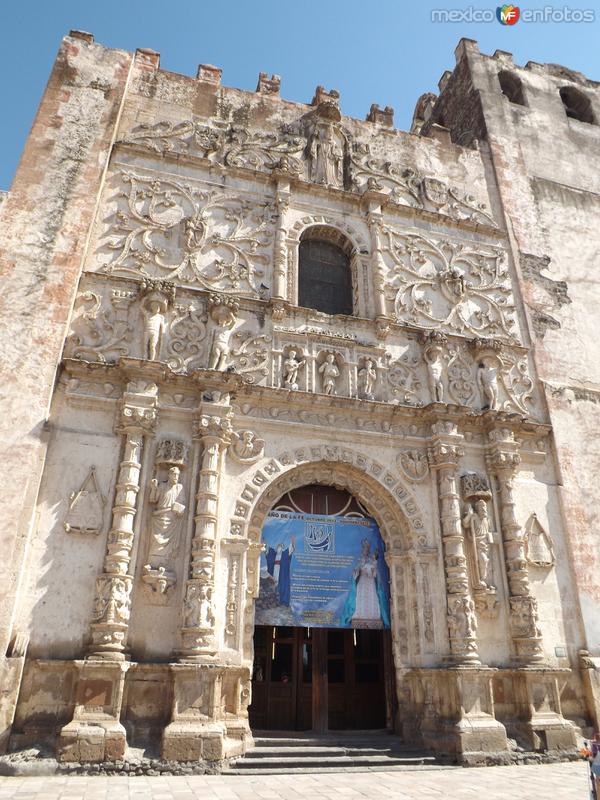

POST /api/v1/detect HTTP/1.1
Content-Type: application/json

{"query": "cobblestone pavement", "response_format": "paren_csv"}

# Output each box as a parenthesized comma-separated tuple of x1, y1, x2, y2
(0, 762, 590, 800)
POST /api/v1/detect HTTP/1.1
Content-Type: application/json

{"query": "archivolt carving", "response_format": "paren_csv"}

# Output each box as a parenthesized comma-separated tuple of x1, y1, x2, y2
(228, 446, 427, 552)
(383, 231, 517, 341)
(288, 214, 369, 254)
(100, 170, 275, 296)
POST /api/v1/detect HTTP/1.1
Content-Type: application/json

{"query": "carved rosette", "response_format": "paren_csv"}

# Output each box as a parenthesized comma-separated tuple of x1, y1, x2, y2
(428, 420, 480, 664)
(486, 428, 544, 664)
(180, 407, 233, 658)
(88, 383, 158, 658)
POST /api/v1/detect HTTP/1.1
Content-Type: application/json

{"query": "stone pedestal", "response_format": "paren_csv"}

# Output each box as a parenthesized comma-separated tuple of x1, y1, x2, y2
(512, 668, 577, 751)
(57, 660, 129, 763)
(406, 668, 507, 760)
(162, 663, 251, 762)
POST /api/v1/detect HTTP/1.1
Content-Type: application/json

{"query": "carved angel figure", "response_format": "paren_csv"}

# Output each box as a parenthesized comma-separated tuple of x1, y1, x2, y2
(477, 360, 499, 411)
(141, 297, 167, 361)
(319, 353, 339, 395)
(424, 345, 445, 403)
(147, 467, 186, 565)
(462, 499, 495, 591)
(230, 430, 265, 464)
(283, 350, 305, 390)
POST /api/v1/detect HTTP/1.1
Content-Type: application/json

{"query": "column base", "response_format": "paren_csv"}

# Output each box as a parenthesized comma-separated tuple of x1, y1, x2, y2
(58, 719, 127, 763)
(56, 659, 130, 763)
(511, 668, 578, 751)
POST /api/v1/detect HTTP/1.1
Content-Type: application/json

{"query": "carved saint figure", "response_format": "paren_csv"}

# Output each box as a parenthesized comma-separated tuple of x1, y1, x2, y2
(477, 360, 499, 411)
(142, 299, 167, 361)
(358, 359, 377, 399)
(462, 499, 495, 591)
(147, 466, 186, 565)
(283, 349, 306, 390)
(309, 124, 343, 187)
(424, 345, 445, 403)
(319, 353, 339, 395)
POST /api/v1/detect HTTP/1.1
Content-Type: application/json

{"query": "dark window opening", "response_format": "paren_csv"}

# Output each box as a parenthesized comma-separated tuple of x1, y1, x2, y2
(560, 86, 595, 124)
(498, 71, 526, 106)
(298, 238, 353, 316)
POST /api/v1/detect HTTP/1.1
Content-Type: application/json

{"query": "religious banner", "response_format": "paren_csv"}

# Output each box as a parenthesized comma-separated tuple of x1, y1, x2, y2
(255, 511, 391, 629)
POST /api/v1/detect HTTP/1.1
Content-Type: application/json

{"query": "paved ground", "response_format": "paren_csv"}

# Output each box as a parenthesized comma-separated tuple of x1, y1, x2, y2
(0, 762, 590, 800)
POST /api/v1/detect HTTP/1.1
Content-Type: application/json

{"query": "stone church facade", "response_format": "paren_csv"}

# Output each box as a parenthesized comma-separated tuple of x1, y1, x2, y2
(1, 32, 599, 764)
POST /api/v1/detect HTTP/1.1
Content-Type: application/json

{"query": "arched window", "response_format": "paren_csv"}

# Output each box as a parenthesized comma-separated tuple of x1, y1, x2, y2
(298, 228, 353, 316)
(498, 71, 526, 106)
(560, 86, 595, 123)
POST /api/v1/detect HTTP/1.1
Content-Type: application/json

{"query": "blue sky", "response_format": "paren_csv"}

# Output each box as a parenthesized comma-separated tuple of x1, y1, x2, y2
(1, 0, 599, 189)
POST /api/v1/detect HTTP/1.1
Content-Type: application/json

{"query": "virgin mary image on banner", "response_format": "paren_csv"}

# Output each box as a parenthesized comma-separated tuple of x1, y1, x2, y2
(342, 538, 391, 628)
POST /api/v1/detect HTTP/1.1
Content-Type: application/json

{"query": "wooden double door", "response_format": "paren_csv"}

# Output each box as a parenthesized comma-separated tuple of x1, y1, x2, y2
(250, 625, 390, 731)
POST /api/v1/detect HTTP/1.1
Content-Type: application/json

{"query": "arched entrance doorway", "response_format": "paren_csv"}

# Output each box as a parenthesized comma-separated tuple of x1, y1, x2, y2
(249, 484, 395, 732)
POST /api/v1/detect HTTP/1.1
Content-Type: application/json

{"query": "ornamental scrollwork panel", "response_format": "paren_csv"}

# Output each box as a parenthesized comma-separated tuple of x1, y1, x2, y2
(97, 170, 276, 297)
(118, 119, 495, 228)
(382, 231, 518, 342)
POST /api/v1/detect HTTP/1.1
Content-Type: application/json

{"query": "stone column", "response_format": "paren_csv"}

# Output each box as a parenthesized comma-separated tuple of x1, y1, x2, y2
(88, 382, 158, 659)
(270, 175, 291, 319)
(163, 402, 237, 761)
(180, 404, 233, 659)
(486, 427, 544, 665)
(364, 192, 391, 339)
(58, 380, 158, 762)
(428, 420, 480, 665)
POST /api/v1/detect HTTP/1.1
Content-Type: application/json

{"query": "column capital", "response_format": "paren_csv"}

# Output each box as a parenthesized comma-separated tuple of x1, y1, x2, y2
(192, 406, 234, 446)
(116, 380, 158, 436)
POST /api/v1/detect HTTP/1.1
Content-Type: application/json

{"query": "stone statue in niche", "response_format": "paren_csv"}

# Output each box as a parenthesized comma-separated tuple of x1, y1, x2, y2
(525, 513, 555, 567)
(63, 467, 105, 535)
(462, 499, 495, 591)
(147, 466, 186, 564)
(308, 122, 344, 188)
(143, 461, 186, 596)
(207, 296, 239, 371)
(477, 359, 499, 411)
(423, 334, 446, 403)
(319, 353, 339, 395)
(230, 430, 265, 464)
(139, 280, 175, 361)
(283, 349, 305, 391)
(358, 358, 377, 399)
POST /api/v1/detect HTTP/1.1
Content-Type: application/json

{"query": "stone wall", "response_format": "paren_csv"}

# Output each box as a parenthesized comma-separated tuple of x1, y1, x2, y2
(0, 33, 597, 762)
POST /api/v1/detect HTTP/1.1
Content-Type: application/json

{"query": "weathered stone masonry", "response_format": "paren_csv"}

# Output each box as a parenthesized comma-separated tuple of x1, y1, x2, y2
(0, 31, 599, 762)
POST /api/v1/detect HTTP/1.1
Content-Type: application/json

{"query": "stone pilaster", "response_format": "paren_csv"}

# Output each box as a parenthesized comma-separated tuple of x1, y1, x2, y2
(428, 420, 480, 665)
(88, 382, 158, 659)
(486, 427, 544, 665)
(179, 404, 233, 659)
(271, 176, 291, 318)
(364, 193, 391, 338)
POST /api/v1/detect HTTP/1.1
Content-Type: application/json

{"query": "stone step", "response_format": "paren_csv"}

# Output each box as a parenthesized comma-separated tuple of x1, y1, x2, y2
(226, 764, 451, 775)
(244, 746, 401, 758)
(230, 754, 434, 770)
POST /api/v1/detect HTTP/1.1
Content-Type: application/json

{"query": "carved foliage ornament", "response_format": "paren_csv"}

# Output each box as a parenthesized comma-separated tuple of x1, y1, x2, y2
(396, 449, 429, 483)
(383, 232, 517, 341)
(120, 120, 494, 226)
(101, 170, 275, 297)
